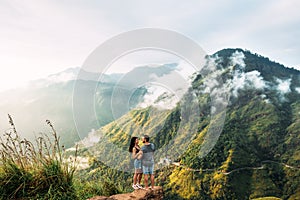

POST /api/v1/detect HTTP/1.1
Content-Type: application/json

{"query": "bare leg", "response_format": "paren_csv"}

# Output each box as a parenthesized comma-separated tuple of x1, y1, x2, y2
(144, 174, 149, 189)
(150, 174, 155, 189)
(138, 173, 142, 185)
(133, 172, 137, 185)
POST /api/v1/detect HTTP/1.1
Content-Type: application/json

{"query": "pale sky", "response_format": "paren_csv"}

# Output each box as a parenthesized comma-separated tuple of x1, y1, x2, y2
(0, 0, 299, 91)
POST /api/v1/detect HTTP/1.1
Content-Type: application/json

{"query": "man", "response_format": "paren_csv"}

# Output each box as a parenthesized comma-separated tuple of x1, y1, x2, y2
(141, 135, 155, 190)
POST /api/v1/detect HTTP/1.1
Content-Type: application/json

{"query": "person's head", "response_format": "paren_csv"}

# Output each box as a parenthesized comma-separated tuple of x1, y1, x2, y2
(129, 137, 139, 152)
(142, 135, 150, 143)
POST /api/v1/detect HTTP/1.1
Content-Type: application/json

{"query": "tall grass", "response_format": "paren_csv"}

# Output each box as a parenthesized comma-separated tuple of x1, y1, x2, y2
(0, 114, 78, 199)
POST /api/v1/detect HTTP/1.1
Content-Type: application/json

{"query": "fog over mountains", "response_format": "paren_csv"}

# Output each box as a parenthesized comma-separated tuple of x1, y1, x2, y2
(0, 63, 191, 147)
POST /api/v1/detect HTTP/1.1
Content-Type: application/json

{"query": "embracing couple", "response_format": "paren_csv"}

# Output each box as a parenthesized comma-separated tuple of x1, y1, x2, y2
(128, 135, 155, 190)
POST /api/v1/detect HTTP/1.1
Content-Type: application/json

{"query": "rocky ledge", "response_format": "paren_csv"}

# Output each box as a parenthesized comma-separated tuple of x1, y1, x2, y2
(87, 186, 163, 200)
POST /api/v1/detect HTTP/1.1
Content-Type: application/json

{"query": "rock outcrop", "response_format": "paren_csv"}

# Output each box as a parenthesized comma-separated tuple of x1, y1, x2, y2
(87, 186, 163, 200)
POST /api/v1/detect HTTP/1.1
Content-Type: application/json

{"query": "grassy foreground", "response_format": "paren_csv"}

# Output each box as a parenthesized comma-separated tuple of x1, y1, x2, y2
(0, 115, 122, 200)
(0, 115, 77, 199)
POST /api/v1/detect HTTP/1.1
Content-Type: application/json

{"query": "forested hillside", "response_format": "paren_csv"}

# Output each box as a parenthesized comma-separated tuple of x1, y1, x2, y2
(76, 49, 300, 199)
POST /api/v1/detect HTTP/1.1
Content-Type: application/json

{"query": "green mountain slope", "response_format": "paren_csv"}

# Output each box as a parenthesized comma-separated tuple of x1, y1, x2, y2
(76, 49, 300, 199)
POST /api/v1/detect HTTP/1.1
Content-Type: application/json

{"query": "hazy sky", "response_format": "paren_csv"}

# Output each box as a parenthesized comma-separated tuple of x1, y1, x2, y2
(0, 0, 299, 91)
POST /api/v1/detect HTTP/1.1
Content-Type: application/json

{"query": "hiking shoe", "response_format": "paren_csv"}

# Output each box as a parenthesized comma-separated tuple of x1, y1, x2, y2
(136, 183, 143, 189)
(132, 185, 138, 190)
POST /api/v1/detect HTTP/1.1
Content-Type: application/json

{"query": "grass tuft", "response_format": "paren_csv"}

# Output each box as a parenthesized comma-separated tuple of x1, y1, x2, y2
(0, 114, 78, 199)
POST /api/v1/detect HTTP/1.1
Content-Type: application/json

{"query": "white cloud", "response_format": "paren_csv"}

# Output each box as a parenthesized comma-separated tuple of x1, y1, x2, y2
(230, 73, 246, 97)
(135, 59, 196, 109)
(227, 52, 266, 97)
(276, 78, 291, 94)
(230, 51, 246, 69)
(200, 51, 267, 99)
(175, 60, 198, 81)
(137, 70, 188, 110)
(246, 71, 266, 89)
(260, 94, 270, 103)
(77, 129, 101, 148)
(230, 70, 266, 97)
(295, 87, 300, 94)
(138, 85, 179, 109)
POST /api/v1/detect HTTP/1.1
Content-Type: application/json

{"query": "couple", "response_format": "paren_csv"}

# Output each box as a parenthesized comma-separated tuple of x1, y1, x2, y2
(129, 135, 155, 190)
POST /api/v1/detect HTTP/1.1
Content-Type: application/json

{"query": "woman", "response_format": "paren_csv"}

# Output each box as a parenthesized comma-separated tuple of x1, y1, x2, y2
(129, 137, 143, 189)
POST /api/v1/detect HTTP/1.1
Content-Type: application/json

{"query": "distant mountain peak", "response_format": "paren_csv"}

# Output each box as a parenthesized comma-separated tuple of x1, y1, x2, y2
(47, 67, 79, 83)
